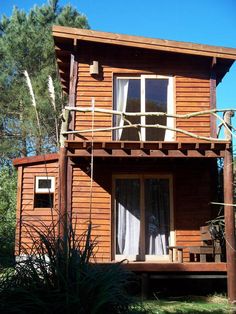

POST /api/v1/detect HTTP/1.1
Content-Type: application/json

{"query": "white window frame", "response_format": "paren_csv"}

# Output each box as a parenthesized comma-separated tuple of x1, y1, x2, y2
(35, 176, 55, 193)
(114, 75, 174, 141)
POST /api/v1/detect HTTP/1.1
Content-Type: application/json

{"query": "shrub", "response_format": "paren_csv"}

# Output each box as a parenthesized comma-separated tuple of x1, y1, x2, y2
(0, 166, 17, 268)
(0, 219, 138, 314)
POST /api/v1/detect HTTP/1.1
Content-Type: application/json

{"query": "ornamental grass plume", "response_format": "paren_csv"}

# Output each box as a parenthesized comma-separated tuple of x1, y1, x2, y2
(24, 70, 41, 132)
(48, 75, 59, 147)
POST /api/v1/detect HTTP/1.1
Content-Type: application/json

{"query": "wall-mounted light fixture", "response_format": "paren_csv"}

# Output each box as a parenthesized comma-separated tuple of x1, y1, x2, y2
(90, 61, 99, 75)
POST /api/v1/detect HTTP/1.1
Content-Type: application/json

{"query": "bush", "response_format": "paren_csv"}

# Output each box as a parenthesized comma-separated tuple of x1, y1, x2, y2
(0, 219, 138, 314)
(0, 166, 17, 268)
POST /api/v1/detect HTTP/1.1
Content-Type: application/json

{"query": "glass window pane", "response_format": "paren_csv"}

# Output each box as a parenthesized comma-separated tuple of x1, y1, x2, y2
(115, 179, 140, 255)
(34, 193, 54, 208)
(145, 79, 168, 141)
(115, 79, 141, 140)
(38, 179, 52, 189)
(145, 178, 170, 255)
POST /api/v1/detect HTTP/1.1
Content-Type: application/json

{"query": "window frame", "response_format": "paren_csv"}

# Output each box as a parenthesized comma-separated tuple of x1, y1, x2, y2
(112, 174, 174, 262)
(35, 176, 55, 193)
(34, 176, 55, 209)
(113, 75, 175, 141)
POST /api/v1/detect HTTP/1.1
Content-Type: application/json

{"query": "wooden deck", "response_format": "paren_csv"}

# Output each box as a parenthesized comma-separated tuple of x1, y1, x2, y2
(99, 262, 226, 273)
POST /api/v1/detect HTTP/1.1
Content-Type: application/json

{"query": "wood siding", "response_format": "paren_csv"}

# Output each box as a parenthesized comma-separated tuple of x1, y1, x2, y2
(71, 159, 217, 262)
(174, 159, 217, 261)
(175, 76, 210, 141)
(74, 43, 212, 142)
(16, 161, 58, 254)
(72, 166, 111, 261)
(15, 158, 218, 262)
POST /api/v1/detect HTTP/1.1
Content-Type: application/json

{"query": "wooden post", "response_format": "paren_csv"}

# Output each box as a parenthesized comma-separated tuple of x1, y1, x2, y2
(58, 107, 69, 241)
(66, 42, 78, 223)
(58, 42, 77, 246)
(224, 110, 236, 303)
(141, 273, 149, 300)
(210, 57, 217, 138)
(58, 146, 67, 241)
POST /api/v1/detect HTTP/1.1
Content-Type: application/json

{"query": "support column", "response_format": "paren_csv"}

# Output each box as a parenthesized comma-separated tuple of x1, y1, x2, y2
(210, 57, 217, 138)
(58, 146, 67, 241)
(224, 111, 236, 303)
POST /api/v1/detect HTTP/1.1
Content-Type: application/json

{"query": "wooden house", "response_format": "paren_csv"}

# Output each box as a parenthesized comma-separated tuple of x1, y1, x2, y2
(13, 26, 236, 300)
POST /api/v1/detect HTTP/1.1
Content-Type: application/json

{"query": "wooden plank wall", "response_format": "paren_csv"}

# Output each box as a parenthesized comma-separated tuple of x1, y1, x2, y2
(75, 45, 212, 141)
(71, 159, 217, 262)
(72, 167, 111, 261)
(175, 76, 210, 141)
(76, 62, 112, 141)
(16, 161, 58, 254)
(174, 159, 217, 261)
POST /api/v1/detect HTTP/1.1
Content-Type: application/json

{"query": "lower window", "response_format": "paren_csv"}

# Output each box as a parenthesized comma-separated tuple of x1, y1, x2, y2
(34, 176, 55, 208)
(114, 175, 173, 261)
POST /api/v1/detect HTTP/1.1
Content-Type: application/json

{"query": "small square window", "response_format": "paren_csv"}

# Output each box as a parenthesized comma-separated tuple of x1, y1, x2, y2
(35, 176, 55, 193)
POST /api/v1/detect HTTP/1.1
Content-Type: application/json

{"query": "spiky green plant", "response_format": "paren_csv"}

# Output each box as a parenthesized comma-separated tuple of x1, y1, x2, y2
(0, 218, 138, 314)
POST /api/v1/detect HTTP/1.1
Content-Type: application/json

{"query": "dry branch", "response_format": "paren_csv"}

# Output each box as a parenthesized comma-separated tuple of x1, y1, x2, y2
(65, 106, 236, 119)
(63, 106, 236, 142)
(64, 123, 224, 142)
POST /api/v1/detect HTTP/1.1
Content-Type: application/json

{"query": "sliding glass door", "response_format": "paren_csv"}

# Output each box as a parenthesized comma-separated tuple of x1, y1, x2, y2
(114, 175, 172, 261)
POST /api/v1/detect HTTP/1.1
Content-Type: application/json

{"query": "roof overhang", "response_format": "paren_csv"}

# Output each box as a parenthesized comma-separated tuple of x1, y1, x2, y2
(13, 153, 59, 167)
(65, 140, 230, 159)
(53, 26, 236, 94)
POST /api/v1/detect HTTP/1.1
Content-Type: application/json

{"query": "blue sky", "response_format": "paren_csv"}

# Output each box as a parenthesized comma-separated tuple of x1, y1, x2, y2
(1, 0, 236, 123)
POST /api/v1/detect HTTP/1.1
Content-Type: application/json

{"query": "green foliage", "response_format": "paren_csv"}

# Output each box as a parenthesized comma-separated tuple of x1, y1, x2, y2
(139, 295, 230, 314)
(0, 0, 89, 164)
(0, 167, 17, 267)
(0, 220, 138, 313)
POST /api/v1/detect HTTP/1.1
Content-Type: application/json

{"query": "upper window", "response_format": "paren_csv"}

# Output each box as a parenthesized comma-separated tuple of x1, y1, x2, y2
(113, 75, 174, 141)
(34, 176, 55, 208)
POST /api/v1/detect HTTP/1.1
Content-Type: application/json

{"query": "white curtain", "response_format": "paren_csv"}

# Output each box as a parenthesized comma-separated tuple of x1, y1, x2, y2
(148, 223, 168, 255)
(116, 178, 169, 257)
(117, 203, 140, 256)
(146, 179, 169, 256)
(116, 179, 140, 256)
(116, 79, 129, 140)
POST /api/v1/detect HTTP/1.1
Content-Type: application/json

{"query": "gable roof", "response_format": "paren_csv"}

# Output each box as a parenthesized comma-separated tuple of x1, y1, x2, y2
(52, 25, 236, 93)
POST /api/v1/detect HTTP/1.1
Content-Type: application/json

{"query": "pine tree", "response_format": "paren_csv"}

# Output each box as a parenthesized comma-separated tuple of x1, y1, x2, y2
(0, 0, 89, 164)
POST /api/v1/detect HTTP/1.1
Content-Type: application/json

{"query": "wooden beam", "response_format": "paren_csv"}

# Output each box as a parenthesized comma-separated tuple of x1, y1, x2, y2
(67, 149, 225, 158)
(68, 43, 78, 140)
(67, 158, 73, 223)
(210, 57, 217, 137)
(52, 26, 236, 60)
(13, 153, 59, 167)
(65, 140, 229, 150)
(65, 141, 228, 158)
(104, 262, 227, 272)
(58, 147, 67, 240)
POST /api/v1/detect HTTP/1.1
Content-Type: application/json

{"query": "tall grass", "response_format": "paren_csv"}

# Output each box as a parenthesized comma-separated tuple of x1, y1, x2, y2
(0, 218, 138, 314)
